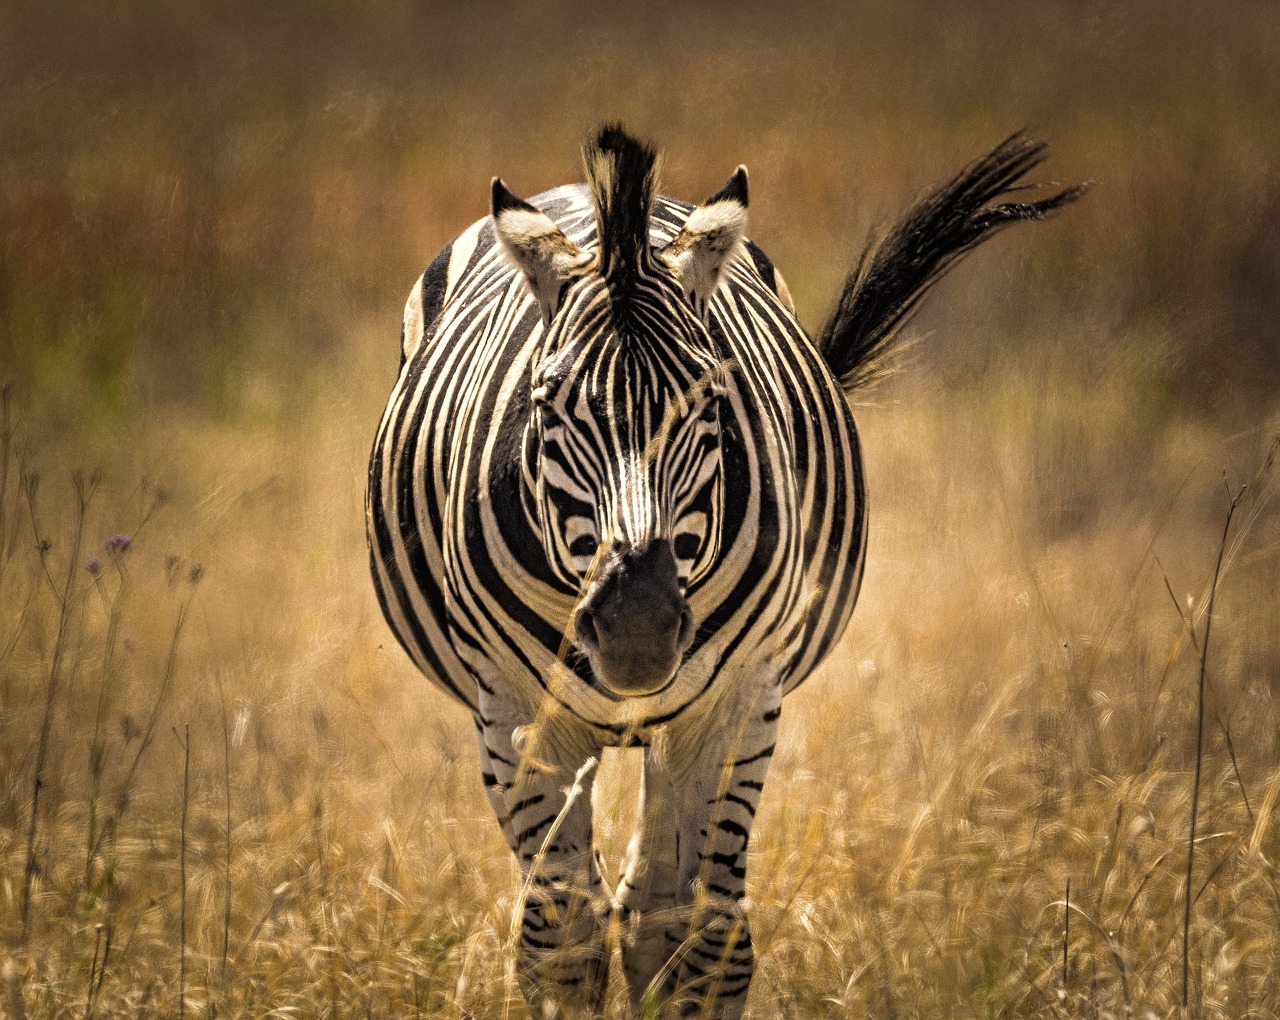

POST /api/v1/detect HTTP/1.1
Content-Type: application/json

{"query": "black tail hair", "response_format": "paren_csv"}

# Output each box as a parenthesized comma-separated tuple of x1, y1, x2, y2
(819, 133, 1088, 393)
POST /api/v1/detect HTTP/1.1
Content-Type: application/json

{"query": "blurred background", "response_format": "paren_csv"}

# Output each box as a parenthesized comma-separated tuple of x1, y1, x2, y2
(2, 1, 1278, 1016)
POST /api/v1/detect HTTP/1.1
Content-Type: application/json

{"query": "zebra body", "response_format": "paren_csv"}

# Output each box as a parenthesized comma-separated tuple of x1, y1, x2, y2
(371, 183, 863, 730)
(368, 128, 1081, 1017)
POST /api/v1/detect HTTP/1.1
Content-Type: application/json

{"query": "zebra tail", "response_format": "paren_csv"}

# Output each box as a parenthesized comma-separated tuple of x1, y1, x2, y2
(818, 132, 1088, 395)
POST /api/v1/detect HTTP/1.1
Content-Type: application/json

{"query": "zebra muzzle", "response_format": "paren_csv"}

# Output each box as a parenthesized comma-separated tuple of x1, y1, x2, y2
(574, 539, 696, 697)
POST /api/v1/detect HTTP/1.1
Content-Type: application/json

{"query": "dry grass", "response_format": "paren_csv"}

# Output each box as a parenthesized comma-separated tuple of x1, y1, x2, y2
(3, 2, 1280, 1016)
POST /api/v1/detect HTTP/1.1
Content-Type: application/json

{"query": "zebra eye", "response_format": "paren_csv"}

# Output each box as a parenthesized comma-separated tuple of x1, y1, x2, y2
(569, 534, 599, 559)
(563, 516, 598, 569)
(539, 405, 560, 428)
(673, 533, 701, 561)
(699, 400, 720, 424)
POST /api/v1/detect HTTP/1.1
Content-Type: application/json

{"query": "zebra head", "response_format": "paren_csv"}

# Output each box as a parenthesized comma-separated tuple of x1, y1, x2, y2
(492, 127, 748, 697)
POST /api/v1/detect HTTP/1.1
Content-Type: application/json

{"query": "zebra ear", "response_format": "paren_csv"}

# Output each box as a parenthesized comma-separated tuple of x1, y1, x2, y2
(659, 166, 749, 317)
(491, 178, 592, 326)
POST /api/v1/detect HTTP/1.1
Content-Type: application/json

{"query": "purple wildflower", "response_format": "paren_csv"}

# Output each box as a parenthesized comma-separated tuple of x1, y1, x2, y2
(104, 534, 132, 554)
(86, 557, 102, 575)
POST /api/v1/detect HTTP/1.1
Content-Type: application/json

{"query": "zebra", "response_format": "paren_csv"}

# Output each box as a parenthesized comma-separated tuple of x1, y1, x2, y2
(367, 126, 1082, 1017)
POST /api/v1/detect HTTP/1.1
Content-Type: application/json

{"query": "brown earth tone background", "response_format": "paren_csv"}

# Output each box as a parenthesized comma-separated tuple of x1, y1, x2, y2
(2, 1, 1278, 1016)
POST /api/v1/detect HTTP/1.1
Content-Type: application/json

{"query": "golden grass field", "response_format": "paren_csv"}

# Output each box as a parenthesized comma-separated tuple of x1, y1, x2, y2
(2, 2, 1279, 1016)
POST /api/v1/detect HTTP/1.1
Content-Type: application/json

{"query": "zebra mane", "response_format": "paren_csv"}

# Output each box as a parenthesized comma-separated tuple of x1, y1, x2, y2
(582, 125, 662, 305)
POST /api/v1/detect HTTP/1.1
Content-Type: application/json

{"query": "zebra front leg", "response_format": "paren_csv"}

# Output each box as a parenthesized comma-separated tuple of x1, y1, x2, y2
(619, 681, 780, 1018)
(475, 708, 609, 1017)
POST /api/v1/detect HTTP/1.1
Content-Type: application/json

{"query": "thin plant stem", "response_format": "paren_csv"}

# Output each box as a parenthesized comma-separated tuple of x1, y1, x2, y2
(89, 594, 192, 868)
(216, 673, 233, 986)
(84, 925, 102, 1020)
(1182, 484, 1239, 1009)
(85, 923, 111, 1020)
(85, 562, 129, 897)
(1059, 899, 1132, 1012)
(21, 471, 95, 938)
(1208, 681, 1254, 825)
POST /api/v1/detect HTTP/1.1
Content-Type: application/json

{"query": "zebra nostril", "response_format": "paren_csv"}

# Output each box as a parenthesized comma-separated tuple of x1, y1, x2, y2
(575, 609, 600, 652)
(677, 605, 696, 653)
